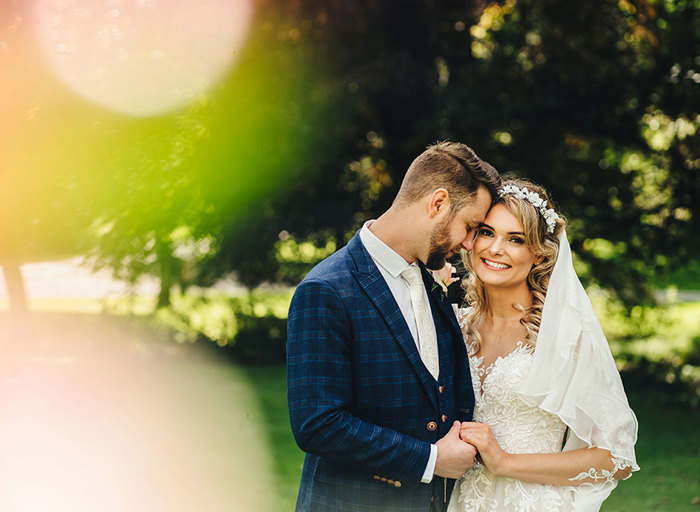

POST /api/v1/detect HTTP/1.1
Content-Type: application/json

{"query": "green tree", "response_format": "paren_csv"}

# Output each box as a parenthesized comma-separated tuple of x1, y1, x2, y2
(1, 1, 327, 309)
(210, 0, 698, 306)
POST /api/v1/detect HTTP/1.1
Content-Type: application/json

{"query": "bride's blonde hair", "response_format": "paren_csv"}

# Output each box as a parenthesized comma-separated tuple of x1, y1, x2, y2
(461, 178, 566, 353)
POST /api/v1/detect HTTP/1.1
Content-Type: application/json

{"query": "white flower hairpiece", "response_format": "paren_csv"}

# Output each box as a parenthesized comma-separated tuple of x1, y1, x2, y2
(498, 184, 560, 234)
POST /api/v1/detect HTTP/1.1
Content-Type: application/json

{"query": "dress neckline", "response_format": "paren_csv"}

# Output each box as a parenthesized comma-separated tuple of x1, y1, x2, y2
(471, 341, 533, 394)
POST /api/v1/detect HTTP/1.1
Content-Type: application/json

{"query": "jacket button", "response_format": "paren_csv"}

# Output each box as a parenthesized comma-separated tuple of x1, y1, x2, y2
(438, 385, 444, 394)
(394, 480, 401, 488)
(441, 414, 447, 422)
(427, 421, 437, 431)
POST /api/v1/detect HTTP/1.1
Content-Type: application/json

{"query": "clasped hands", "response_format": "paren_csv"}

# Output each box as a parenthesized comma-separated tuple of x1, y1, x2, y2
(434, 421, 508, 479)
(459, 421, 509, 477)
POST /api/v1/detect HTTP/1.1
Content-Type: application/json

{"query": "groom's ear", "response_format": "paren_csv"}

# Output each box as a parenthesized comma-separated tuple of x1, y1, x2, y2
(428, 188, 450, 218)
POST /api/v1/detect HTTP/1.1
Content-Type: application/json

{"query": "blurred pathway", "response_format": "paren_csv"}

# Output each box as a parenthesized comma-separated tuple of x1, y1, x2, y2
(0, 259, 243, 302)
(0, 312, 276, 512)
(0, 259, 159, 299)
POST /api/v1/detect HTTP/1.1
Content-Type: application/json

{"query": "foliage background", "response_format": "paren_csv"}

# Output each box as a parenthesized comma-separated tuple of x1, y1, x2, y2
(2, 0, 698, 304)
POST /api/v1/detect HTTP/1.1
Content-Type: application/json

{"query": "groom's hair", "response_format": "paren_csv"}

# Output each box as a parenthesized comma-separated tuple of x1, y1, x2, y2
(393, 141, 501, 213)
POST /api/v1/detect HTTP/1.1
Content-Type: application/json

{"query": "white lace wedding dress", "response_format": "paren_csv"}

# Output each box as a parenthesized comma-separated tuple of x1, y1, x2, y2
(448, 342, 576, 512)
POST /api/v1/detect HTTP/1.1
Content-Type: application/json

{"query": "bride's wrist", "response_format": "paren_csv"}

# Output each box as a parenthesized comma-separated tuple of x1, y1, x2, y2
(492, 452, 513, 478)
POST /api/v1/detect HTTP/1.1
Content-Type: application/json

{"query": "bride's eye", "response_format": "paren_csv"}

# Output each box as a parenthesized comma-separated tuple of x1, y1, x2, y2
(478, 228, 493, 237)
(509, 237, 525, 244)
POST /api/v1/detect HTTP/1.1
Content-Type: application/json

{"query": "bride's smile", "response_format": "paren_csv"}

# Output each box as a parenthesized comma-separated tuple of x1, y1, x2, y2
(471, 204, 542, 288)
(480, 258, 511, 270)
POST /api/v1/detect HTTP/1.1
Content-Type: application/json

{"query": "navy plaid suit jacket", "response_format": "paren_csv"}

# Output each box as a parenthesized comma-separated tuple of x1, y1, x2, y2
(287, 231, 475, 511)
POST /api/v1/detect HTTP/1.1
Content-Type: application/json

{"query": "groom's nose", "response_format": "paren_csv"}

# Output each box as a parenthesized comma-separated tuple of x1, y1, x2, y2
(462, 230, 476, 251)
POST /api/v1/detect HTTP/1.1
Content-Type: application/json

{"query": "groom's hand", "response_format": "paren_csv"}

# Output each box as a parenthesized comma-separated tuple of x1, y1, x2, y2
(433, 421, 477, 479)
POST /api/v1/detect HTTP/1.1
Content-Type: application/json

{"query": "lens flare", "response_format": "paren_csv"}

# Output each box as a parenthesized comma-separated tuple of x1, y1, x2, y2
(32, 0, 252, 117)
(0, 313, 276, 511)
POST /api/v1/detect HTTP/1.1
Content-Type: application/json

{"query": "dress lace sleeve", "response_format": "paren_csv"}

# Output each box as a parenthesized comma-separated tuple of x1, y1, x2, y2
(569, 455, 633, 484)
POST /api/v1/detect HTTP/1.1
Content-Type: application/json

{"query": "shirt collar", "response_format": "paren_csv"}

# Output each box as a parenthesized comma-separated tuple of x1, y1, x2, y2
(359, 220, 415, 279)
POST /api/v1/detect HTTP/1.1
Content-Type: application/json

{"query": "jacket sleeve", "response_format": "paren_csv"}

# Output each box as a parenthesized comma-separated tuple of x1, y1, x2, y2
(286, 278, 432, 486)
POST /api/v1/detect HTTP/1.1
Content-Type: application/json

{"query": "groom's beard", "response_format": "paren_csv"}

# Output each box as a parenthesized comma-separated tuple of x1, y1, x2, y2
(425, 217, 455, 270)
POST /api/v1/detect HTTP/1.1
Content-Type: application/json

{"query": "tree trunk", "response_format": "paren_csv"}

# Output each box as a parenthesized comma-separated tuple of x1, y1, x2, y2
(157, 278, 171, 309)
(2, 261, 28, 313)
(156, 240, 173, 309)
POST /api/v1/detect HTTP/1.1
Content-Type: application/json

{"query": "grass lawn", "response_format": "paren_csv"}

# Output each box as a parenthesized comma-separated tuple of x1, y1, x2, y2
(244, 364, 700, 511)
(6, 295, 697, 509)
(604, 395, 700, 511)
(240, 365, 303, 509)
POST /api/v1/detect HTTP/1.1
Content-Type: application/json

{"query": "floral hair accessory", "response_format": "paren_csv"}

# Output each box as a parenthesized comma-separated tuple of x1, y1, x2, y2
(498, 184, 560, 234)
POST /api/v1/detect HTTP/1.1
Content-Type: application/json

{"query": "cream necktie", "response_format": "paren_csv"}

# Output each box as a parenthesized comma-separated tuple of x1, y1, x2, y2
(400, 265, 439, 380)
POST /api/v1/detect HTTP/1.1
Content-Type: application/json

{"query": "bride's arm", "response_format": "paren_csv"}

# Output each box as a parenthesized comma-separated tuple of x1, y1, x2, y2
(460, 422, 632, 486)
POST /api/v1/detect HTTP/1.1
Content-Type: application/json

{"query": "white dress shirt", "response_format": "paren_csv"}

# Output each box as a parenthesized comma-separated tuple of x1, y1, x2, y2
(359, 221, 439, 483)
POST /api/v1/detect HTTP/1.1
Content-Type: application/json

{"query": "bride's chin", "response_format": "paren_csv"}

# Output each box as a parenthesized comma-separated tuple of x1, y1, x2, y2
(475, 270, 498, 283)
(478, 275, 510, 288)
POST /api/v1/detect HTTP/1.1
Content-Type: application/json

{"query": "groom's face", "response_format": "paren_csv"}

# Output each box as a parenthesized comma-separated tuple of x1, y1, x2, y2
(425, 187, 491, 270)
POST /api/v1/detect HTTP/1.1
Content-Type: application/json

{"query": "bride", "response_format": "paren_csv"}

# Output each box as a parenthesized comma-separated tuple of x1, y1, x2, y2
(447, 179, 639, 512)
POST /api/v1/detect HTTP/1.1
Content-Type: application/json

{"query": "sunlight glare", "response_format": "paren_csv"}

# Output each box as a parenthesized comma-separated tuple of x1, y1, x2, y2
(0, 314, 275, 511)
(32, 0, 253, 116)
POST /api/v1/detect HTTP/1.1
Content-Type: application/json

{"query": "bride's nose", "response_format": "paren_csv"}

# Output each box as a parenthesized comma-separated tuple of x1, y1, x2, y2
(488, 237, 505, 255)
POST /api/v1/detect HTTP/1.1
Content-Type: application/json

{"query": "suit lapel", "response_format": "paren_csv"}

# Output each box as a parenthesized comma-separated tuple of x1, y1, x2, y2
(348, 234, 439, 407)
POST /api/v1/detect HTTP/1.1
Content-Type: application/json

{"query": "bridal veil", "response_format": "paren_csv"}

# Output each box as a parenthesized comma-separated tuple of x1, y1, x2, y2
(517, 229, 640, 511)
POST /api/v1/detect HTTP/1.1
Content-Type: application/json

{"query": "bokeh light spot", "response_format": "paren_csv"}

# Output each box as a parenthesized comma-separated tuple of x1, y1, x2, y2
(33, 0, 252, 117)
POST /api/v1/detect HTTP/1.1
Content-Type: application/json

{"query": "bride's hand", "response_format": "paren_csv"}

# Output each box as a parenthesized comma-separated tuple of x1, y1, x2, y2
(460, 422, 510, 477)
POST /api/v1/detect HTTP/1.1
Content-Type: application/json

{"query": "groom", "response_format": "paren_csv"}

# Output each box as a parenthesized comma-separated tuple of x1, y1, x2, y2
(287, 141, 501, 511)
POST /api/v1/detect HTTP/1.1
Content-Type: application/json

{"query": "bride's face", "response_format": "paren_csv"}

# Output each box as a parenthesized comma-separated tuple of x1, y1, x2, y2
(471, 203, 541, 289)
